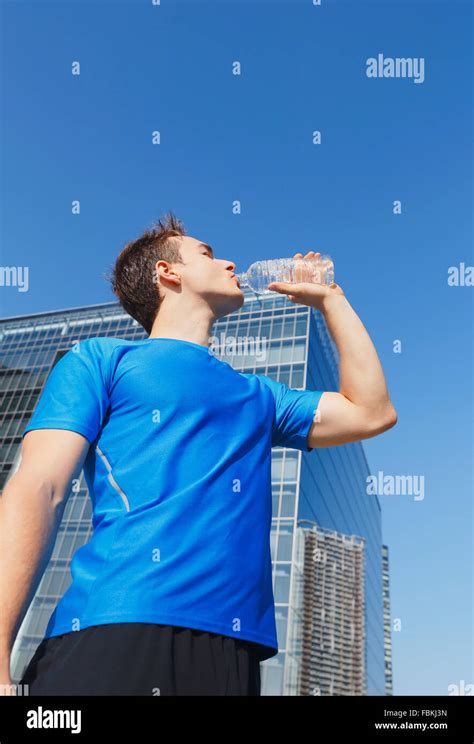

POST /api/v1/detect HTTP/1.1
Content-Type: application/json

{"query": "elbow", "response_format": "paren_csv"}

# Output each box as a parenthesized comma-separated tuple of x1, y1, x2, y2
(385, 404, 398, 428)
(375, 404, 398, 433)
(364, 403, 398, 437)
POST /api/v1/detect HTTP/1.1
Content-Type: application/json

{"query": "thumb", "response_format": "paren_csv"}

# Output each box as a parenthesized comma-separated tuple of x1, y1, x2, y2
(268, 281, 294, 291)
(267, 284, 300, 303)
(268, 282, 303, 295)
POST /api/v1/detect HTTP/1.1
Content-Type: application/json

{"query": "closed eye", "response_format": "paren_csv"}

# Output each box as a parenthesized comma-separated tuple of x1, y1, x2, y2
(198, 242, 215, 259)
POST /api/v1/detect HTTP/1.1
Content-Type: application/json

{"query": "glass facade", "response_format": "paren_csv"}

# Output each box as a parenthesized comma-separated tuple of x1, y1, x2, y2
(289, 523, 366, 696)
(1, 287, 387, 695)
(382, 544, 394, 695)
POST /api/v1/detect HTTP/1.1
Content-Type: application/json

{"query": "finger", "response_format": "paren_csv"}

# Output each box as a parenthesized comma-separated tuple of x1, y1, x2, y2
(293, 252, 303, 260)
(268, 282, 305, 296)
(269, 287, 300, 303)
(268, 282, 289, 293)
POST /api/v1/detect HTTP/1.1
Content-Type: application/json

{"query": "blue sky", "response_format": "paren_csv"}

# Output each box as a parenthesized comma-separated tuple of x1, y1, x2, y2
(1, 0, 472, 695)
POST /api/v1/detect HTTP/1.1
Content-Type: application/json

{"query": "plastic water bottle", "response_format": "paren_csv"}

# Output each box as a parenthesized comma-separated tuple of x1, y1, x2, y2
(237, 255, 334, 295)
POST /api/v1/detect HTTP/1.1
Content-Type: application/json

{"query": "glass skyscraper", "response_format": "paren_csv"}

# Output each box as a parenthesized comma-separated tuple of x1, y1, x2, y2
(1, 286, 388, 695)
(382, 544, 394, 695)
(290, 522, 366, 696)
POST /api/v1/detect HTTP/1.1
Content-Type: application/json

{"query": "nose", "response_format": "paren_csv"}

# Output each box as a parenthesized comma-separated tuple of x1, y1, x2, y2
(223, 259, 236, 272)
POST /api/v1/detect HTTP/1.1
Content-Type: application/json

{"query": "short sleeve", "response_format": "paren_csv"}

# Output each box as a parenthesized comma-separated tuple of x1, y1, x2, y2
(22, 338, 110, 445)
(257, 375, 324, 452)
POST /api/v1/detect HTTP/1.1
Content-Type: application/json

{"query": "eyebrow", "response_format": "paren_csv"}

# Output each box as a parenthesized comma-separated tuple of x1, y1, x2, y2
(198, 242, 214, 258)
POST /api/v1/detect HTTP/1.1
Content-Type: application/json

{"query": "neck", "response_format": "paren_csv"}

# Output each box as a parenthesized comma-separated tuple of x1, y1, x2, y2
(148, 298, 215, 349)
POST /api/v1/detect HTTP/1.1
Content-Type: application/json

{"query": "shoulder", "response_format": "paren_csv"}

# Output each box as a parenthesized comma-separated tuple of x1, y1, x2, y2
(60, 337, 135, 389)
(238, 371, 282, 403)
(68, 336, 135, 360)
(72, 336, 128, 351)
(240, 371, 279, 390)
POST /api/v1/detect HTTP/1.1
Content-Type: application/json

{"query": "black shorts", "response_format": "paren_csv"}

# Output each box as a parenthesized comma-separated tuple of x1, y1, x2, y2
(19, 623, 262, 696)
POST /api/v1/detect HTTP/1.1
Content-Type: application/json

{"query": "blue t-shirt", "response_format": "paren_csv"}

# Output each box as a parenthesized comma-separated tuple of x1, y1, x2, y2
(22, 336, 324, 660)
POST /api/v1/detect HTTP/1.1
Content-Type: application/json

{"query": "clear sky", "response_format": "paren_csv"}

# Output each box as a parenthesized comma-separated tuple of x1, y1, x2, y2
(1, 0, 472, 695)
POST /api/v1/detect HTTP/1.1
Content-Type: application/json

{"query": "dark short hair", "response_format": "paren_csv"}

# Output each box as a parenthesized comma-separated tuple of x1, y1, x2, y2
(109, 211, 186, 334)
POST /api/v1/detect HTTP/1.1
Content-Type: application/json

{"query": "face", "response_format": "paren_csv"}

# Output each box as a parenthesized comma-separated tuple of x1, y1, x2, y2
(156, 236, 244, 319)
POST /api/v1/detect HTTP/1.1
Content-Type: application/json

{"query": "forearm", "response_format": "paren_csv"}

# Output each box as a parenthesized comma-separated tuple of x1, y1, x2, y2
(320, 293, 394, 413)
(0, 471, 64, 672)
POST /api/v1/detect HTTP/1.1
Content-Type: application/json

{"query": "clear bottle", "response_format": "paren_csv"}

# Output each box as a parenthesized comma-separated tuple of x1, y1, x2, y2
(237, 255, 334, 295)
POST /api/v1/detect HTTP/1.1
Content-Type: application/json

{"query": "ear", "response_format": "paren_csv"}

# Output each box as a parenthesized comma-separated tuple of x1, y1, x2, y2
(152, 259, 182, 288)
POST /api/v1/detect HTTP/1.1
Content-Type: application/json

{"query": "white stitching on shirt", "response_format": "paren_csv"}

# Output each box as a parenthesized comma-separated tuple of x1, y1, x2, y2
(95, 445, 131, 512)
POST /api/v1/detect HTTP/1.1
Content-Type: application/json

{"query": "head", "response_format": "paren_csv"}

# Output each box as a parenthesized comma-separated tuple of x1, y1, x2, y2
(109, 212, 244, 335)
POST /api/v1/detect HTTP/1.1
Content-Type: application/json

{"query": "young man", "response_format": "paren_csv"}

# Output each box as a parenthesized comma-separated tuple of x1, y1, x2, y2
(0, 213, 397, 696)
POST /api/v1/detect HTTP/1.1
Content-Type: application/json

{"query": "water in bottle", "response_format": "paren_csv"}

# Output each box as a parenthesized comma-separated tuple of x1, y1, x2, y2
(236, 255, 334, 295)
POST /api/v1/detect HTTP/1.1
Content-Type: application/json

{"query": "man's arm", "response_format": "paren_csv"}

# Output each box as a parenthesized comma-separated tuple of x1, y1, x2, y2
(0, 429, 90, 692)
(267, 251, 397, 449)
(307, 289, 397, 447)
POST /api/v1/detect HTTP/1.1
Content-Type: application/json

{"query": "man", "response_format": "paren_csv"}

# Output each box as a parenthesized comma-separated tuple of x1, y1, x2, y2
(0, 212, 397, 696)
